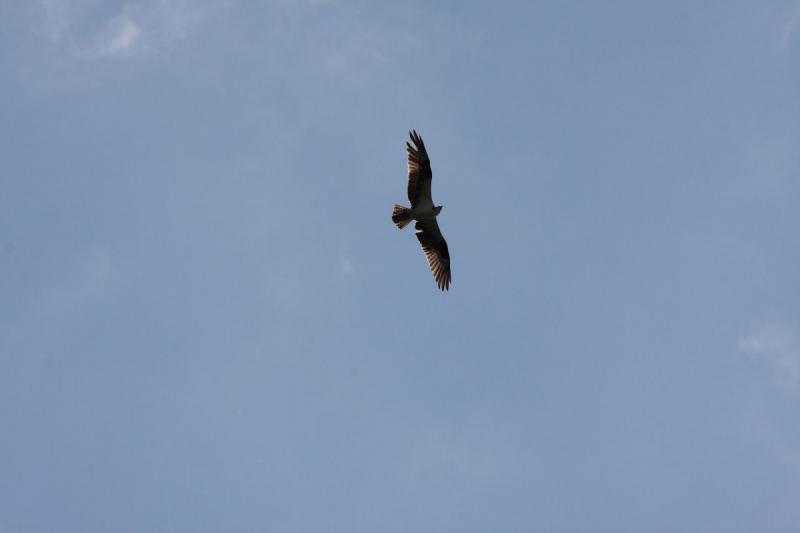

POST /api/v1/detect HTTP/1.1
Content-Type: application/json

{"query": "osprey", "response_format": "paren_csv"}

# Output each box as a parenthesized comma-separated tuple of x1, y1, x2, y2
(391, 130, 451, 291)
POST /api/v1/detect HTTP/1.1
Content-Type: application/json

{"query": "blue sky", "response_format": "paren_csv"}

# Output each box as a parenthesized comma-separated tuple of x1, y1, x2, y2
(1, 1, 799, 531)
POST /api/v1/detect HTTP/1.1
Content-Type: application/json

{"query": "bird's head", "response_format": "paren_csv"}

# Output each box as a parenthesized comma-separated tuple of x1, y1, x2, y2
(435, 205, 443, 215)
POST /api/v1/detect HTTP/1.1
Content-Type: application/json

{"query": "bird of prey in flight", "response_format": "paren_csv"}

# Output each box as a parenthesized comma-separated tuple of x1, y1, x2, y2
(391, 130, 451, 291)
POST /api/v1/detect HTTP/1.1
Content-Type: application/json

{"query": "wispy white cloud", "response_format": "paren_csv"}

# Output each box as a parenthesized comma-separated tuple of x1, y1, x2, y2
(739, 322, 800, 391)
(738, 322, 800, 468)
(95, 15, 142, 58)
(36, 0, 223, 61)
(35, 0, 408, 84)
(779, 4, 800, 51)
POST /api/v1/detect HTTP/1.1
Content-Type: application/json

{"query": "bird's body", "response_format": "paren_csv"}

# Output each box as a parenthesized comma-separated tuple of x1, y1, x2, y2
(391, 130, 451, 291)
(409, 205, 441, 221)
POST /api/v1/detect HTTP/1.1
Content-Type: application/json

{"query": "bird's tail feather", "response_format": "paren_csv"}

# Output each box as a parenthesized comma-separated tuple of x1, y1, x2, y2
(392, 205, 412, 229)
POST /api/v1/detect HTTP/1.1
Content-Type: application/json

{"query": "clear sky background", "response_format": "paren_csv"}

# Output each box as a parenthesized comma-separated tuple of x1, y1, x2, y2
(1, 1, 799, 531)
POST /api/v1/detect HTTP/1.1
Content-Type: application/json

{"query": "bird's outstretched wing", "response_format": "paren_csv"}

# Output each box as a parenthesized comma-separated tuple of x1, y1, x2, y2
(406, 130, 433, 209)
(415, 219, 451, 291)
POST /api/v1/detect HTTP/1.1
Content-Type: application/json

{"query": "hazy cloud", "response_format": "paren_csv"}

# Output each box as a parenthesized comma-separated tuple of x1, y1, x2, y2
(780, 5, 800, 51)
(739, 322, 800, 391)
(37, 0, 222, 60)
(95, 15, 142, 57)
(738, 322, 800, 469)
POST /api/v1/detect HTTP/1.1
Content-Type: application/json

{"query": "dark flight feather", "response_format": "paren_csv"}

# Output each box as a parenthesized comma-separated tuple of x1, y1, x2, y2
(415, 220, 451, 291)
(406, 129, 433, 208)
